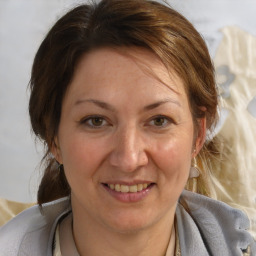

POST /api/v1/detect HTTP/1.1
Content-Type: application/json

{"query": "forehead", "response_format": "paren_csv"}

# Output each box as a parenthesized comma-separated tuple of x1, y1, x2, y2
(66, 47, 187, 104)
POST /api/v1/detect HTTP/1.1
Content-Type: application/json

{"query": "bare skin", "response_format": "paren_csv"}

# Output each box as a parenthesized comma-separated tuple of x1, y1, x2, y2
(53, 47, 205, 256)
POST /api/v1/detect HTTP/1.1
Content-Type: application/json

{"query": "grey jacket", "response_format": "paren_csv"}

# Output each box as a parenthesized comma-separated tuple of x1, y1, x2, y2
(0, 190, 255, 256)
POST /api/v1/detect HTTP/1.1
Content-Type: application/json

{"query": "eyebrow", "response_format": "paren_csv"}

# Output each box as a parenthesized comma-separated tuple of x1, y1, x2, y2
(143, 99, 181, 111)
(74, 98, 180, 111)
(75, 99, 116, 112)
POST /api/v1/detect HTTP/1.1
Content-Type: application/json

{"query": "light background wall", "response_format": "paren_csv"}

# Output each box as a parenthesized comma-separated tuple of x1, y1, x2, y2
(0, 0, 256, 202)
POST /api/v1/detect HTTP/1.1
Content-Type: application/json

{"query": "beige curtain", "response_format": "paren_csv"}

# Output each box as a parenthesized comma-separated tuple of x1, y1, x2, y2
(0, 198, 34, 226)
(214, 26, 256, 238)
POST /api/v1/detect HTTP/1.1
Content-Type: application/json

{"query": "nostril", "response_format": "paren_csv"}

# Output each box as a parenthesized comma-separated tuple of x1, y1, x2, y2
(108, 148, 148, 172)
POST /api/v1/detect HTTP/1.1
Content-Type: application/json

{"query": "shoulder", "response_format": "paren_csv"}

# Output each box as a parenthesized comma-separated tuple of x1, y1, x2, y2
(0, 197, 70, 256)
(176, 190, 256, 256)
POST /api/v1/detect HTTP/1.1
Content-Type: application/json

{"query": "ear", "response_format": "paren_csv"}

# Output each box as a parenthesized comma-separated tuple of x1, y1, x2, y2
(193, 116, 206, 158)
(50, 137, 63, 164)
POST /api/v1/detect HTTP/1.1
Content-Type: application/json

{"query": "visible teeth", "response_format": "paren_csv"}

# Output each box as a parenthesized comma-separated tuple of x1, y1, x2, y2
(129, 185, 138, 193)
(137, 184, 143, 191)
(121, 185, 129, 193)
(108, 183, 150, 193)
(115, 184, 121, 192)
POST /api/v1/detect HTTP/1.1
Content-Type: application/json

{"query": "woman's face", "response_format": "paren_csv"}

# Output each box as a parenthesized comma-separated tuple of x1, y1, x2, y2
(53, 48, 204, 233)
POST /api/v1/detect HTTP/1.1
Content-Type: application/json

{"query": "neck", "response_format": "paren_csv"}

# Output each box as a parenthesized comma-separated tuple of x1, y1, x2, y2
(72, 205, 176, 256)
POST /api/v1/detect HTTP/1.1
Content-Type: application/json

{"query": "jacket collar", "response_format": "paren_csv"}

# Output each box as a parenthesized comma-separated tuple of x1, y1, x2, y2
(2, 192, 254, 255)
(176, 190, 255, 256)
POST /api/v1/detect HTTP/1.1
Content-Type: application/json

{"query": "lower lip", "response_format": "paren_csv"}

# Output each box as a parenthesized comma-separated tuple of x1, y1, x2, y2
(102, 184, 154, 203)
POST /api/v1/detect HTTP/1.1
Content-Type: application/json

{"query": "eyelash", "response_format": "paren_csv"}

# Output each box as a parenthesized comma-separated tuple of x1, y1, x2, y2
(80, 115, 109, 129)
(79, 115, 175, 129)
(148, 115, 174, 128)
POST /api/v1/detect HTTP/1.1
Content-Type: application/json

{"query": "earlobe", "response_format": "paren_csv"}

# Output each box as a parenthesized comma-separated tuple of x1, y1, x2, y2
(50, 137, 63, 164)
(193, 117, 206, 157)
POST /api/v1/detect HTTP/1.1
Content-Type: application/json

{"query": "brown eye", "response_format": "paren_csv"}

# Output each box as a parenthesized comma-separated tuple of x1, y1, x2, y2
(81, 116, 108, 128)
(91, 117, 104, 126)
(153, 117, 166, 126)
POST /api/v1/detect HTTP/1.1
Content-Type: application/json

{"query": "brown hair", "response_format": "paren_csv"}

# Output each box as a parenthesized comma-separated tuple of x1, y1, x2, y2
(29, 0, 218, 205)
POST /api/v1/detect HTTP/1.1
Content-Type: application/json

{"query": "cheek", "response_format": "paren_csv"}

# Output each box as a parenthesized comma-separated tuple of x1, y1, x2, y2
(153, 134, 193, 181)
(59, 134, 107, 181)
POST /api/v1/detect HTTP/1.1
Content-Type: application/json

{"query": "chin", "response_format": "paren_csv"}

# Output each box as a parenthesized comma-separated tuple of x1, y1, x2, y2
(103, 210, 160, 234)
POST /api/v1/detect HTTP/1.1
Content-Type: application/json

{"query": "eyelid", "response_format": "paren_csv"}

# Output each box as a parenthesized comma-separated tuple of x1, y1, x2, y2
(79, 115, 110, 128)
(147, 115, 175, 127)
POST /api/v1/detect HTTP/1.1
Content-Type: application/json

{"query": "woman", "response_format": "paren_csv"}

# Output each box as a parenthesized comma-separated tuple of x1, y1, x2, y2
(0, 0, 255, 255)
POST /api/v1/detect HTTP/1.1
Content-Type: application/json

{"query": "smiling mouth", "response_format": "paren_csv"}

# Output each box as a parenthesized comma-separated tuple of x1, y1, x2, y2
(104, 183, 153, 193)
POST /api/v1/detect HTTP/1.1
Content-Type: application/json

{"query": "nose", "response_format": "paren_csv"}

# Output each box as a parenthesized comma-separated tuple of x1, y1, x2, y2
(108, 125, 148, 172)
